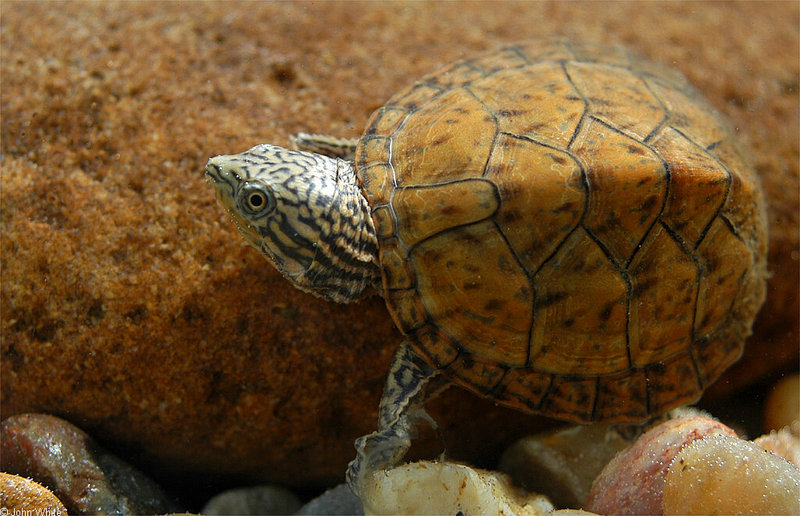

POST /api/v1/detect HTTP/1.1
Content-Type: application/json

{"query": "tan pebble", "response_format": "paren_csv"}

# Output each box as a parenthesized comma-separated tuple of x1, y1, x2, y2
(664, 433, 800, 515)
(0, 472, 67, 513)
(585, 415, 736, 515)
(500, 424, 630, 509)
(764, 373, 800, 433)
(360, 460, 554, 516)
(755, 426, 800, 467)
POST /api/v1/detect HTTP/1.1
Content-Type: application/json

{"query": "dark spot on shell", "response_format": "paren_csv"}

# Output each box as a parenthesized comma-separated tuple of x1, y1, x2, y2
(599, 302, 617, 321)
(627, 144, 646, 155)
(484, 299, 505, 311)
(440, 204, 462, 216)
(537, 291, 568, 309)
(552, 201, 580, 215)
(501, 209, 524, 223)
(632, 277, 657, 297)
(640, 195, 658, 212)
(498, 109, 528, 117)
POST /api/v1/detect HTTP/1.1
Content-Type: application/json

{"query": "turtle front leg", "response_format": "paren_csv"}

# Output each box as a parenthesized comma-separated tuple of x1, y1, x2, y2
(346, 341, 441, 497)
(292, 133, 359, 161)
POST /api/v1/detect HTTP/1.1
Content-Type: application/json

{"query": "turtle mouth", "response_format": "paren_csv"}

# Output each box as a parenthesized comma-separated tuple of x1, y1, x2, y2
(227, 208, 262, 250)
(205, 159, 263, 250)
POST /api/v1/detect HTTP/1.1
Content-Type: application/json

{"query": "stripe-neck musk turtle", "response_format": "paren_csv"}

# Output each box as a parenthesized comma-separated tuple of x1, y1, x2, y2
(205, 40, 768, 495)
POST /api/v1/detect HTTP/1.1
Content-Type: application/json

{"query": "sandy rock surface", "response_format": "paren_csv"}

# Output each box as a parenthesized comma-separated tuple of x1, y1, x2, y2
(2, 1, 797, 490)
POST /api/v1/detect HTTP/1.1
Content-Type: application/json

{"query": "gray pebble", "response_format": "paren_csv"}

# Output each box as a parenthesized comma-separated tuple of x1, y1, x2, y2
(202, 485, 302, 515)
(296, 484, 363, 515)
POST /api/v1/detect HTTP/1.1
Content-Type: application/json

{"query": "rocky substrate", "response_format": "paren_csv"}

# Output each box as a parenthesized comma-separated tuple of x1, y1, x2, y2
(2, 375, 798, 514)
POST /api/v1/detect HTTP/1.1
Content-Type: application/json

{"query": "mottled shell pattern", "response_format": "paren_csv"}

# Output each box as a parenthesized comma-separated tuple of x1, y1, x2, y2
(355, 40, 768, 423)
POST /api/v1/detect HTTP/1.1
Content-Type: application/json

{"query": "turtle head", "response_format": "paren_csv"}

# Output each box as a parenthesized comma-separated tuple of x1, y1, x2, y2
(205, 143, 380, 303)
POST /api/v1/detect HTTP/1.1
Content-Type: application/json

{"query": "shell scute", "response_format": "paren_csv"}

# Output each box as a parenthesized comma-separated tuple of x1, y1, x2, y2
(692, 326, 743, 387)
(566, 40, 631, 69)
(469, 63, 585, 148)
(646, 352, 704, 413)
(386, 287, 429, 333)
(540, 375, 598, 423)
(447, 354, 507, 394)
(356, 136, 391, 170)
(412, 221, 532, 367)
(566, 61, 666, 140)
(370, 205, 395, 239)
(391, 88, 496, 187)
(571, 118, 668, 266)
(512, 40, 574, 64)
(365, 107, 408, 139)
(391, 179, 498, 248)
(467, 46, 528, 75)
(429, 61, 485, 89)
(530, 228, 629, 375)
(694, 217, 753, 337)
(358, 164, 394, 207)
(628, 225, 697, 366)
(410, 324, 459, 368)
(378, 237, 414, 290)
(651, 127, 730, 247)
(594, 370, 650, 421)
(390, 82, 444, 112)
(485, 133, 585, 274)
(647, 79, 729, 150)
(494, 368, 551, 413)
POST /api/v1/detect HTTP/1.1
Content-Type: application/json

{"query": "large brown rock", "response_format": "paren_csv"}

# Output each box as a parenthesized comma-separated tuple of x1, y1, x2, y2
(1, 1, 797, 489)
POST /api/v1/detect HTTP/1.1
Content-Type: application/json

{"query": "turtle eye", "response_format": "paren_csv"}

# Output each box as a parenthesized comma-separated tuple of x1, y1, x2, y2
(238, 183, 276, 217)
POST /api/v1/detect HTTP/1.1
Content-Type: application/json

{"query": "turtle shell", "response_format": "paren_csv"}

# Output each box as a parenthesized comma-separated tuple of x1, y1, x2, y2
(353, 40, 768, 424)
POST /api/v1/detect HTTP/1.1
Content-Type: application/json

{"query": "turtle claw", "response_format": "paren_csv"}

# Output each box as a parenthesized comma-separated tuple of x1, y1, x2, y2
(346, 430, 411, 496)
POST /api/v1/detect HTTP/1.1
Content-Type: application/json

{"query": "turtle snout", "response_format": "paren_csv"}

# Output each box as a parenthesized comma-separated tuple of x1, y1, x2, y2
(204, 156, 243, 208)
(204, 156, 226, 184)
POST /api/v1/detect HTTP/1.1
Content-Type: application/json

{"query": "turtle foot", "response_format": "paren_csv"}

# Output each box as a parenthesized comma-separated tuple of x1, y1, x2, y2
(346, 429, 411, 497)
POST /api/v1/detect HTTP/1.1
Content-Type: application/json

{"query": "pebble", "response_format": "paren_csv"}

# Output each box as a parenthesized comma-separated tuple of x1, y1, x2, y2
(755, 425, 800, 466)
(202, 485, 301, 515)
(663, 433, 800, 514)
(585, 415, 737, 514)
(358, 460, 554, 516)
(1, 413, 180, 514)
(763, 373, 800, 433)
(296, 484, 364, 515)
(0, 472, 67, 514)
(500, 423, 631, 509)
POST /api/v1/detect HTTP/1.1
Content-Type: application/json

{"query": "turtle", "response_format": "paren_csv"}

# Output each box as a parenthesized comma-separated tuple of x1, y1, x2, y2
(204, 40, 768, 496)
